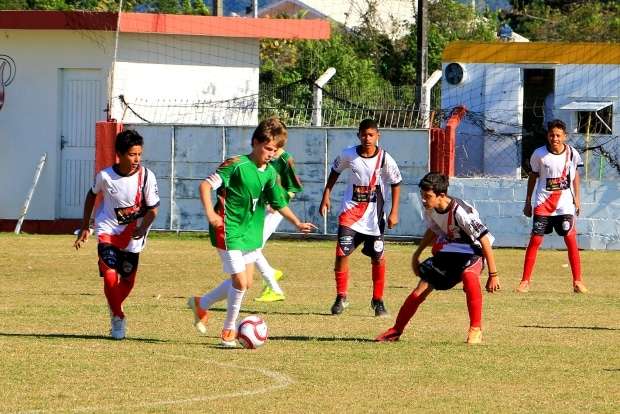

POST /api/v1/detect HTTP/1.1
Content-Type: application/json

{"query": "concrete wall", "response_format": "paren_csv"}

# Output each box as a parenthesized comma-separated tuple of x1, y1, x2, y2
(111, 34, 259, 125)
(0, 30, 114, 222)
(0, 30, 260, 221)
(127, 125, 430, 237)
(451, 178, 620, 250)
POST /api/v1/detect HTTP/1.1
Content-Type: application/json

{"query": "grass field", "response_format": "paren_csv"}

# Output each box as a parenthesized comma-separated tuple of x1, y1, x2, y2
(1, 233, 619, 413)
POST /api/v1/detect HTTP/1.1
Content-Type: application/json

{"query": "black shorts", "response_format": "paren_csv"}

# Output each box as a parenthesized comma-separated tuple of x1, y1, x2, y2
(532, 214, 575, 236)
(98, 243, 140, 278)
(336, 225, 384, 261)
(419, 253, 481, 290)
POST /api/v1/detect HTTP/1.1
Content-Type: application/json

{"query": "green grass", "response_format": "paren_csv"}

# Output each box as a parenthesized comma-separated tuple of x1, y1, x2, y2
(0, 233, 618, 413)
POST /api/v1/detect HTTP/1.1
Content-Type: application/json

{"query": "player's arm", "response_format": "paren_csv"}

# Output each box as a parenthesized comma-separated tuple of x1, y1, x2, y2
(387, 183, 401, 229)
(199, 180, 223, 228)
(411, 228, 436, 276)
(480, 234, 500, 293)
(74, 189, 96, 250)
(319, 169, 340, 217)
(573, 168, 581, 216)
(523, 172, 538, 217)
(276, 206, 317, 234)
(132, 206, 158, 239)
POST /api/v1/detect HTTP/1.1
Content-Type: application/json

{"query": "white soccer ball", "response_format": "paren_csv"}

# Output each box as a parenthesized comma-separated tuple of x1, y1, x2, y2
(237, 315, 268, 349)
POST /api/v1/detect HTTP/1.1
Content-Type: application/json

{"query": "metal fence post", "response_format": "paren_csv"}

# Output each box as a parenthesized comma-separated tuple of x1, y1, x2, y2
(312, 67, 336, 127)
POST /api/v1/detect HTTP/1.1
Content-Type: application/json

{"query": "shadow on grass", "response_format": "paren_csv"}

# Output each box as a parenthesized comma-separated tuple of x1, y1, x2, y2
(0, 332, 169, 343)
(519, 325, 619, 331)
(269, 335, 375, 343)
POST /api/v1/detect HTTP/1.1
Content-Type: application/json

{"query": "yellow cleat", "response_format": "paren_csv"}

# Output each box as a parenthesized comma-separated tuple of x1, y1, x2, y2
(254, 288, 285, 302)
(515, 280, 530, 293)
(466, 327, 483, 345)
(573, 281, 588, 293)
(274, 269, 284, 281)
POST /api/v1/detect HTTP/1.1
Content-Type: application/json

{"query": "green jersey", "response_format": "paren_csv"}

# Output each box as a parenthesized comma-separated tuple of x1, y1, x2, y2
(208, 155, 288, 251)
(270, 151, 303, 202)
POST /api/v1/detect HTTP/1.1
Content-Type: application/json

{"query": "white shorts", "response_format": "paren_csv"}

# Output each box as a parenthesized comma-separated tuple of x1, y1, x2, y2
(263, 210, 284, 245)
(217, 248, 260, 275)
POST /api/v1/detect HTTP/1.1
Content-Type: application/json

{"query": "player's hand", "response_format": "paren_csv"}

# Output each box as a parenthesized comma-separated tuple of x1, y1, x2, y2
(132, 226, 147, 239)
(387, 212, 399, 229)
(208, 214, 224, 229)
(296, 222, 318, 234)
(523, 203, 532, 218)
(319, 199, 330, 217)
(74, 228, 90, 250)
(485, 274, 500, 293)
(575, 202, 581, 216)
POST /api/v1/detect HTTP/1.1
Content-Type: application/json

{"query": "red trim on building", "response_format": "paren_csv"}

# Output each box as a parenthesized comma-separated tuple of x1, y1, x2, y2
(0, 11, 330, 39)
(0, 219, 82, 234)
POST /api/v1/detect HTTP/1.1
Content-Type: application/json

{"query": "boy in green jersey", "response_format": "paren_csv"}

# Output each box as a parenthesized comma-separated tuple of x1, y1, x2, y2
(254, 142, 304, 302)
(188, 117, 316, 347)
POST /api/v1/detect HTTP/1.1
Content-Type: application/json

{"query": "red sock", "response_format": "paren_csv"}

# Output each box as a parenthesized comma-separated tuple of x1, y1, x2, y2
(393, 290, 429, 333)
(462, 267, 482, 328)
(371, 259, 386, 301)
(335, 269, 349, 296)
(118, 272, 136, 304)
(564, 231, 582, 282)
(100, 260, 124, 318)
(522, 234, 543, 282)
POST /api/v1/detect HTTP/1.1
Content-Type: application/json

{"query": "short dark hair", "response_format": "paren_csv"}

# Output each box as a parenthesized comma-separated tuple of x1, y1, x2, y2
(547, 119, 567, 133)
(358, 118, 379, 133)
(115, 129, 144, 154)
(418, 172, 449, 195)
(252, 116, 288, 148)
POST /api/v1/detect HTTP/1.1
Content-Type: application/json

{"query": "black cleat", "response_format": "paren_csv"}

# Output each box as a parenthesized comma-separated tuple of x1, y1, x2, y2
(371, 299, 388, 317)
(330, 294, 349, 315)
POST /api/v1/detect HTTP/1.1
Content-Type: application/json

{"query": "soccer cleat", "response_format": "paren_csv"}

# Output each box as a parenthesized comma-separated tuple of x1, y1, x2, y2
(187, 296, 209, 334)
(110, 316, 126, 340)
(220, 329, 237, 348)
(573, 281, 588, 293)
(375, 327, 401, 342)
(330, 294, 349, 315)
(274, 269, 284, 281)
(515, 280, 530, 293)
(466, 327, 483, 344)
(371, 298, 389, 317)
(254, 288, 285, 302)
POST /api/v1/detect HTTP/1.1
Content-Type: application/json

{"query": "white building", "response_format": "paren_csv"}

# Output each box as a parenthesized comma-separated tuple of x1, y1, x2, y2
(254, 0, 415, 38)
(441, 41, 620, 177)
(0, 10, 329, 230)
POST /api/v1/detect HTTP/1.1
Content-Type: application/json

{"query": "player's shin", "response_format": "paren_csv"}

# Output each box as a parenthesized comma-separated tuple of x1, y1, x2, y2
(462, 270, 482, 328)
(564, 232, 582, 282)
(371, 259, 386, 300)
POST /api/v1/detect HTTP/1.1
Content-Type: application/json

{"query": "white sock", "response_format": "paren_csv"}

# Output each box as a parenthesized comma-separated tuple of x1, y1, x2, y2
(255, 250, 283, 294)
(224, 287, 246, 330)
(200, 279, 232, 309)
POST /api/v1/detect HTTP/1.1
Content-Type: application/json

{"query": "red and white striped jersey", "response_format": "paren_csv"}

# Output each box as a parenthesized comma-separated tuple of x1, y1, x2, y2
(530, 144, 582, 216)
(425, 198, 493, 255)
(92, 166, 160, 253)
(333, 145, 402, 236)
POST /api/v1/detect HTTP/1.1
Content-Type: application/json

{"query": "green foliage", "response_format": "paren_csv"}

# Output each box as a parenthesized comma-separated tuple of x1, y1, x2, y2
(507, 0, 620, 42)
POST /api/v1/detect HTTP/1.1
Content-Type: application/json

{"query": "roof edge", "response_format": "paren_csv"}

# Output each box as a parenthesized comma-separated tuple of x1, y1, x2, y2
(0, 10, 331, 40)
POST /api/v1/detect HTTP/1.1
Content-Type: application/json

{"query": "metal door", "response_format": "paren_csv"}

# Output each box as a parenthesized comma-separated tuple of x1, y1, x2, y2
(59, 69, 105, 218)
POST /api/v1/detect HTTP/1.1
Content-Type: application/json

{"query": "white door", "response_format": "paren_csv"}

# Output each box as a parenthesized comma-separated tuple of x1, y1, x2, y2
(59, 69, 105, 218)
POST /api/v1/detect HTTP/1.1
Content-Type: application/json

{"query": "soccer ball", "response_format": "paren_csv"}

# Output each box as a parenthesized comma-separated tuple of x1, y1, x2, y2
(237, 315, 268, 349)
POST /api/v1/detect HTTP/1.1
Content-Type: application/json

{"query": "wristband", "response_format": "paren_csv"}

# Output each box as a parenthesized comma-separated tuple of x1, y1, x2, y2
(489, 272, 498, 277)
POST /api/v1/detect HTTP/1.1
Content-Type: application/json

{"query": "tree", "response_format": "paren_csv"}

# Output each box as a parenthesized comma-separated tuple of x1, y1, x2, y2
(506, 0, 620, 42)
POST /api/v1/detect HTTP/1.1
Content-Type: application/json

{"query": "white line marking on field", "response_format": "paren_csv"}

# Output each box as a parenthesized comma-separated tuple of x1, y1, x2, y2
(13, 352, 294, 414)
